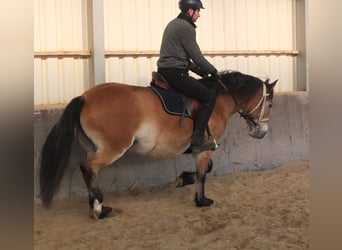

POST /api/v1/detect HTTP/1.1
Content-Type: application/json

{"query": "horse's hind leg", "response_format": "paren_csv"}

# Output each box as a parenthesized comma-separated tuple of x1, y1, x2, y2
(80, 164, 110, 220)
(80, 149, 125, 220)
(175, 158, 213, 187)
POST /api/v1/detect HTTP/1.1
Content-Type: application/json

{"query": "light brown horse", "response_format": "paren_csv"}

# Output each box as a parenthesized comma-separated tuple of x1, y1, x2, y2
(39, 71, 277, 220)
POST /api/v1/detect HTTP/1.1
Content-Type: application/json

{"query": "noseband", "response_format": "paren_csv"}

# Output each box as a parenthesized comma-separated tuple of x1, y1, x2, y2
(217, 79, 269, 127)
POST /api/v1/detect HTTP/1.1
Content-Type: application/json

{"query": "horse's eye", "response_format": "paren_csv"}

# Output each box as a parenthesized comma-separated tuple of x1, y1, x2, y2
(268, 103, 273, 108)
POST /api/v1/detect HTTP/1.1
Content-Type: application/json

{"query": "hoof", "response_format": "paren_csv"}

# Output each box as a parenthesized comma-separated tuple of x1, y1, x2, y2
(91, 205, 113, 220)
(176, 171, 196, 187)
(98, 206, 113, 219)
(195, 197, 214, 207)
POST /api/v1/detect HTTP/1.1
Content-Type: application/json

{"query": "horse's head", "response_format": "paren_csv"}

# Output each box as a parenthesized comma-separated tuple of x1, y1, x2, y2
(218, 71, 278, 139)
(243, 79, 278, 138)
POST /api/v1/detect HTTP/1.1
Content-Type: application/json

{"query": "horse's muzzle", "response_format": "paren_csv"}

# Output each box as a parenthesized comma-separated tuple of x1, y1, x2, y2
(248, 123, 268, 139)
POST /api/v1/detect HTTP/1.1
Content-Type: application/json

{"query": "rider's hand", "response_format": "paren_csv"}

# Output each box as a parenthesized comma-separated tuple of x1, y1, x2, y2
(209, 69, 221, 81)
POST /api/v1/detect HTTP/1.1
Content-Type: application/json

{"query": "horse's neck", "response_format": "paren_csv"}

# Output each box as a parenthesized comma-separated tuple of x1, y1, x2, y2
(213, 94, 239, 124)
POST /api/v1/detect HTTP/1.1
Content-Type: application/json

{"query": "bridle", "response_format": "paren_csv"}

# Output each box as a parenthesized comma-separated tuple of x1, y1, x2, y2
(217, 79, 270, 127)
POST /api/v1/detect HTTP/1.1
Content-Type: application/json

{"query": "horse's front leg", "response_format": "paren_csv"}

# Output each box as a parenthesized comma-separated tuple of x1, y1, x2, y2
(80, 164, 113, 220)
(194, 153, 214, 207)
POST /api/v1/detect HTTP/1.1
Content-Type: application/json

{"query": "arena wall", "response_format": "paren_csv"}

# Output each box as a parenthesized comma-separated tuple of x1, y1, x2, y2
(34, 92, 309, 202)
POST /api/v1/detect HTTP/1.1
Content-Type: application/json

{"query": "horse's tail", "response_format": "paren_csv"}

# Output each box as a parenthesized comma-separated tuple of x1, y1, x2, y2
(39, 96, 85, 208)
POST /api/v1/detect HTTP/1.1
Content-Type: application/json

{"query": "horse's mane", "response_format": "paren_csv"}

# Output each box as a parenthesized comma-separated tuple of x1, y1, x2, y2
(217, 70, 264, 98)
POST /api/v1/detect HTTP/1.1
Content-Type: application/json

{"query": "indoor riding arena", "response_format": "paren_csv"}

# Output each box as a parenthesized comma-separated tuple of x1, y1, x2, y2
(34, 0, 309, 249)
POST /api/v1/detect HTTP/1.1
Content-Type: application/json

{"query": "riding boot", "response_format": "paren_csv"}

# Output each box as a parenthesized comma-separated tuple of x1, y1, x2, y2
(191, 103, 217, 154)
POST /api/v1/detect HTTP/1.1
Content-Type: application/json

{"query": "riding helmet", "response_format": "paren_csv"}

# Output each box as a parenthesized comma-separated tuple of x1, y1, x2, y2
(178, 0, 205, 12)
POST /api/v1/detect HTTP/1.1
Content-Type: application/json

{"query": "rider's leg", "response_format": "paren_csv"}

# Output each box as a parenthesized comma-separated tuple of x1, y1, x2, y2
(190, 102, 216, 153)
(158, 69, 218, 153)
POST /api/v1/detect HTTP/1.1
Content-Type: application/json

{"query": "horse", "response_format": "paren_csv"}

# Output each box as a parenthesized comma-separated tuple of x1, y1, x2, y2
(39, 70, 277, 220)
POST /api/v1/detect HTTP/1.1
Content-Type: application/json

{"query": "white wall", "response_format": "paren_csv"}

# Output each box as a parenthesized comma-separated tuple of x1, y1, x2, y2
(104, 0, 296, 91)
(34, 0, 90, 105)
(34, 0, 298, 105)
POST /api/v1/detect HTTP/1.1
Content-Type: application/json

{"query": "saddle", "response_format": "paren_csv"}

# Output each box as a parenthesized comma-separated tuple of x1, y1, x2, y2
(150, 71, 200, 126)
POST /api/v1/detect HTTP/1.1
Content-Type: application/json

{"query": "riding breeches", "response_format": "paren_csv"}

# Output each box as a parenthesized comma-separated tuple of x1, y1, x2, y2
(158, 68, 217, 106)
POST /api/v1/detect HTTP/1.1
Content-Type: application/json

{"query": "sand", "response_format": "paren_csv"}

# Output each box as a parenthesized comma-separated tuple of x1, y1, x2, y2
(34, 161, 309, 250)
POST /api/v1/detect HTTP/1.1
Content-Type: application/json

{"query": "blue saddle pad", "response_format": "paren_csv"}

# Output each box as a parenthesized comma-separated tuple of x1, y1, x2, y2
(150, 86, 191, 117)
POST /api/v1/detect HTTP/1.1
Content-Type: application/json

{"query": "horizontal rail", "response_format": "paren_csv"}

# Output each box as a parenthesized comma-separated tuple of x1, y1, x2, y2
(105, 50, 300, 57)
(34, 50, 299, 58)
(34, 50, 91, 58)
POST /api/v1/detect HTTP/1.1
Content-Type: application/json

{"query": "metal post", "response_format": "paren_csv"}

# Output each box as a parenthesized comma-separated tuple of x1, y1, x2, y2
(87, 0, 105, 86)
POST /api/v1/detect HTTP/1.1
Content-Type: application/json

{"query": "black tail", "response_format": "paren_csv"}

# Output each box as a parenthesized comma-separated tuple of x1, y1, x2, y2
(39, 96, 85, 208)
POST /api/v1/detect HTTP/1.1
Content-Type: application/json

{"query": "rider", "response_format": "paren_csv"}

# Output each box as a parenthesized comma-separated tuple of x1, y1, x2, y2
(157, 0, 220, 154)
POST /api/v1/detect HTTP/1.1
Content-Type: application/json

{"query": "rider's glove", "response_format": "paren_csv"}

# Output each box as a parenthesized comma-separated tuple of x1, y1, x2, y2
(209, 69, 221, 81)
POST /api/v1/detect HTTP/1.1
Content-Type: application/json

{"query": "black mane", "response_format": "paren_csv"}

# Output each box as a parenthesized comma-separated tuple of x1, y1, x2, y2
(218, 71, 263, 98)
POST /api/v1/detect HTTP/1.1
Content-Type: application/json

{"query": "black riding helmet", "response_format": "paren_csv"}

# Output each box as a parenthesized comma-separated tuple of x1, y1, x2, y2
(179, 0, 204, 12)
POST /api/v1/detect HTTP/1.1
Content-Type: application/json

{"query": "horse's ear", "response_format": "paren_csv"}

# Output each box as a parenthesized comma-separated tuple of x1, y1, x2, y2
(270, 79, 278, 88)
